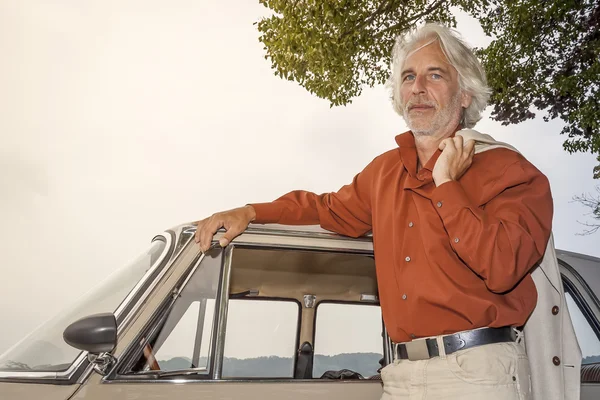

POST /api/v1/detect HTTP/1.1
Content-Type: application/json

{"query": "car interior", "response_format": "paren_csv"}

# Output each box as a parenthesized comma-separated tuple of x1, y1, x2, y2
(127, 245, 384, 381)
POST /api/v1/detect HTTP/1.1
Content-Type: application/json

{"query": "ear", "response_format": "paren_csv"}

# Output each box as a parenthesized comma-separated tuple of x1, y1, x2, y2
(461, 91, 473, 109)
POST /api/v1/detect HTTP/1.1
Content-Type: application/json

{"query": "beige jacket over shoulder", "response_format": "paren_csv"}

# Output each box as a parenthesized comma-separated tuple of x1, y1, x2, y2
(456, 129, 582, 400)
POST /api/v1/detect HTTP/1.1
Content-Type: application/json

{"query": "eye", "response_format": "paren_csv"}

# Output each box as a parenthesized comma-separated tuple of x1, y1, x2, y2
(403, 74, 415, 82)
(431, 73, 442, 80)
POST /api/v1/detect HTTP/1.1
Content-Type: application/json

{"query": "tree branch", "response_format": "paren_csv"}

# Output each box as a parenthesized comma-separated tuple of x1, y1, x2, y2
(341, 0, 403, 38)
(374, 0, 445, 38)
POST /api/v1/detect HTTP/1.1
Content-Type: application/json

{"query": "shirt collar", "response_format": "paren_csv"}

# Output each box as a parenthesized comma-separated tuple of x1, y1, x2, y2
(394, 125, 462, 180)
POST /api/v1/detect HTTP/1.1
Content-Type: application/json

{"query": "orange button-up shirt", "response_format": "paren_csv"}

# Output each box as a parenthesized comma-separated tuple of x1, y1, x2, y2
(251, 131, 553, 343)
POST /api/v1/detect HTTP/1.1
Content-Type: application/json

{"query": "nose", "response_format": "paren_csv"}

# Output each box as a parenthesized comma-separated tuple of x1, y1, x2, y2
(411, 74, 426, 95)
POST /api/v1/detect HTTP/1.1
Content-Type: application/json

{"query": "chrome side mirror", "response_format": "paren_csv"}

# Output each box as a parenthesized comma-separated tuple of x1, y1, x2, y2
(63, 313, 118, 375)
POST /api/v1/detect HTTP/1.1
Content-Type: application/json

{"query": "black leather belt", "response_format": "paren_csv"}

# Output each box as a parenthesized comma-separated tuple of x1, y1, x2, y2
(392, 326, 516, 361)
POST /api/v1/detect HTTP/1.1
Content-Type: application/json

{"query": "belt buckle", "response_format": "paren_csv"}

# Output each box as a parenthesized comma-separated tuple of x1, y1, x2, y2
(405, 339, 430, 361)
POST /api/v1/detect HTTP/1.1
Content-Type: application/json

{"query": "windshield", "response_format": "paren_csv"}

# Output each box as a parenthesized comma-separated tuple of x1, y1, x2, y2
(0, 239, 169, 374)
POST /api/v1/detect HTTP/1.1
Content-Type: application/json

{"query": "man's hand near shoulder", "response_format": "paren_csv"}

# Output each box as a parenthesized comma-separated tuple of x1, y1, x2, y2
(194, 205, 256, 252)
(432, 136, 476, 187)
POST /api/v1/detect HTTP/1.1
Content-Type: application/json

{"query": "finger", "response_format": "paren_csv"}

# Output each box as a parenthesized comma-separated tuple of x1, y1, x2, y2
(465, 139, 476, 159)
(439, 138, 451, 151)
(441, 137, 457, 153)
(219, 225, 243, 248)
(193, 219, 206, 244)
(200, 217, 223, 252)
(453, 135, 464, 149)
(453, 136, 464, 156)
(194, 221, 202, 243)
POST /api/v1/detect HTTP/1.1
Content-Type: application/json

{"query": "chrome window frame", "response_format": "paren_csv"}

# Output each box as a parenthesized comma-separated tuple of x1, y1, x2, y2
(220, 294, 303, 379)
(106, 246, 224, 380)
(0, 231, 176, 384)
(559, 260, 600, 343)
(311, 300, 385, 378)
(105, 228, 387, 384)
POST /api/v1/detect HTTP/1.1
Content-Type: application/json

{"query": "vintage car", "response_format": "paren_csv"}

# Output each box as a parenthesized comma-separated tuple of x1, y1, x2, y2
(0, 223, 599, 399)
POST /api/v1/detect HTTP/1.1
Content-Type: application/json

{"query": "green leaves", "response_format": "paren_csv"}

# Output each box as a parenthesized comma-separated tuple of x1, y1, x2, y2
(478, 0, 600, 178)
(256, 0, 468, 106)
(256, 0, 600, 177)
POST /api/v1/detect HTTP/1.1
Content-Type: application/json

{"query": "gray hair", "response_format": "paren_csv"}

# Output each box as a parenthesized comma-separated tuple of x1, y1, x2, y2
(387, 23, 491, 128)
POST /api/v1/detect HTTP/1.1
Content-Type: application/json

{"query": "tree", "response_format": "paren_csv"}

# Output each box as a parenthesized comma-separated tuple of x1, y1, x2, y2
(476, 0, 600, 179)
(255, 0, 600, 177)
(573, 185, 600, 235)
(256, 0, 488, 106)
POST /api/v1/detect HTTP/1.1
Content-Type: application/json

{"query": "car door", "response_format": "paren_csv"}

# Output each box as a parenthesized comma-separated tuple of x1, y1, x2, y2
(557, 250, 600, 399)
(70, 228, 384, 400)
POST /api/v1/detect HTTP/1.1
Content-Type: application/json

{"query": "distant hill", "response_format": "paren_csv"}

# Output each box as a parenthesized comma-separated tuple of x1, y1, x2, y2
(158, 352, 382, 378)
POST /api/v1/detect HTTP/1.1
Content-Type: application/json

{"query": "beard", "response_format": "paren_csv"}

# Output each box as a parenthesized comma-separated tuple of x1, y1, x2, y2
(403, 92, 462, 137)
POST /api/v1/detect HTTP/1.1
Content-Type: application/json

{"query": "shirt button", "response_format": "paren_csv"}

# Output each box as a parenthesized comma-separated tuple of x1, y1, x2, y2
(408, 222, 414, 228)
(454, 237, 459, 243)
(402, 294, 407, 300)
(436, 201, 443, 208)
(405, 256, 411, 262)
(410, 334, 416, 339)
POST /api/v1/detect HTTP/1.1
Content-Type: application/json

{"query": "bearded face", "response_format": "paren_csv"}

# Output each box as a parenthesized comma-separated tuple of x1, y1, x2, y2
(399, 41, 469, 137)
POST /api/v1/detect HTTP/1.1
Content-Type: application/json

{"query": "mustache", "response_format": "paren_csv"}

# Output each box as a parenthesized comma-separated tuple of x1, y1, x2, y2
(404, 98, 438, 110)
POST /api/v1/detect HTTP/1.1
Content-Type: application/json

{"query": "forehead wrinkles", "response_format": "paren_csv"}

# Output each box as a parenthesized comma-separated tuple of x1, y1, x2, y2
(402, 37, 455, 72)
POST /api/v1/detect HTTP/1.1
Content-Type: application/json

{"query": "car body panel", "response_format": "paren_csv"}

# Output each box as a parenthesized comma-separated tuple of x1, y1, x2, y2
(70, 379, 383, 400)
(0, 382, 80, 400)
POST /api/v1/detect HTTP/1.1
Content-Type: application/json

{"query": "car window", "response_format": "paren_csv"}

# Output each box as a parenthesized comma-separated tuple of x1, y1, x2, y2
(0, 239, 169, 374)
(126, 251, 222, 374)
(152, 299, 215, 371)
(564, 292, 600, 364)
(222, 299, 300, 378)
(313, 303, 383, 378)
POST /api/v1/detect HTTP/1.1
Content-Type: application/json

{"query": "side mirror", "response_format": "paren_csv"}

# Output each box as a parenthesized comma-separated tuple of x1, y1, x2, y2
(63, 313, 117, 353)
(63, 313, 118, 375)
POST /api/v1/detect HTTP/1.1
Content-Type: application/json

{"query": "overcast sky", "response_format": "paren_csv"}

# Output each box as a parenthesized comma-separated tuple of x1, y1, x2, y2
(1, 1, 599, 358)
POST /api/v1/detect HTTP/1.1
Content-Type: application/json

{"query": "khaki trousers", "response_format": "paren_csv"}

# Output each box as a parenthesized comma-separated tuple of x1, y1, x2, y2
(380, 340, 532, 400)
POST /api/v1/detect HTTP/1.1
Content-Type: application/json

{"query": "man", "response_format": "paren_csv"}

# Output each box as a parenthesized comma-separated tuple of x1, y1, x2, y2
(195, 24, 553, 399)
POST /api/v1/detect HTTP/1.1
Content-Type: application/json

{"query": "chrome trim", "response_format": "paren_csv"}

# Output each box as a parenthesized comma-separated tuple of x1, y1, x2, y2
(103, 230, 377, 384)
(114, 234, 173, 327)
(89, 353, 117, 376)
(242, 225, 373, 241)
(383, 325, 393, 366)
(192, 300, 208, 368)
(103, 246, 218, 382)
(0, 371, 59, 379)
(303, 295, 317, 308)
(103, 377, 383, 384)
(212, 245, 234, 380)
(214, 231, 373, 253)
(175, 226, 197, 255)
(560, 262, 600, 323)
(360, 294, 379, 302)
(0, 232, 174, 382)
(174, 222, 373, 244)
